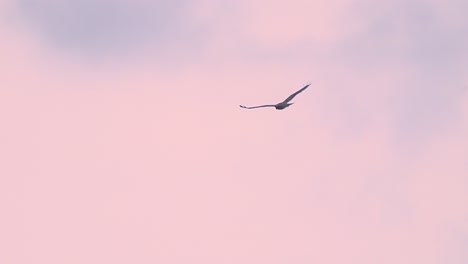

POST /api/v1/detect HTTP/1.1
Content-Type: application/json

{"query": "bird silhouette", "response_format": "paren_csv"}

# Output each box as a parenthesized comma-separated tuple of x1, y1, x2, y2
(240, 84, 311, 110)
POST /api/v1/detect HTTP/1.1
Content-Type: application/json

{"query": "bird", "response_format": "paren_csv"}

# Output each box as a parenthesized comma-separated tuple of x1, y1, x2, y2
(240, 83, 311, 110)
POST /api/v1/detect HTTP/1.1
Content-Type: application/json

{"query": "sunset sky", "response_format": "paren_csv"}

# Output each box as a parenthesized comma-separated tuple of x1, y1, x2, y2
(1, 0, 467, 263)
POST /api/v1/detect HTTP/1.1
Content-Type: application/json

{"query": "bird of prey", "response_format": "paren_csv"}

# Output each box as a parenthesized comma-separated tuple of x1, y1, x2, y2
(240, 84, 311, 110)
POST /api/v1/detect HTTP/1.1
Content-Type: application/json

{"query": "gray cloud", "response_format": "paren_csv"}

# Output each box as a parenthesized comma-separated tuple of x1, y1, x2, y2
(329, 0, 468, 148)
(340, 0, 468, 70)
(17, 0, 201, 57)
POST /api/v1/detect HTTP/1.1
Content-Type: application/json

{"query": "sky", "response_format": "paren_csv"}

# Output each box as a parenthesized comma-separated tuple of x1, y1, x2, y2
(1, 0, 467, 263)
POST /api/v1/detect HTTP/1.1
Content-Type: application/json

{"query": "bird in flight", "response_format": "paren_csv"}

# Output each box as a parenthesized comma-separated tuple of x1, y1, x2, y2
(240, 83, 311, 110)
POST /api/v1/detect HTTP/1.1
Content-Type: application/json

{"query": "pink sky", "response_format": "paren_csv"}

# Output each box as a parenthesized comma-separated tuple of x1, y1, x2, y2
(1, 0, 467, 263)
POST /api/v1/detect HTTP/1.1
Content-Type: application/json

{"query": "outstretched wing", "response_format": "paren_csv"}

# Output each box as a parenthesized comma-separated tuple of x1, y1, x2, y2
(282, 84, 311, 103)
(240, 104, 276, 109)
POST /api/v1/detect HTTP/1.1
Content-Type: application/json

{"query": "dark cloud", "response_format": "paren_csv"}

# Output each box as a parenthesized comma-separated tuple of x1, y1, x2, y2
(18, 0, 199, 57)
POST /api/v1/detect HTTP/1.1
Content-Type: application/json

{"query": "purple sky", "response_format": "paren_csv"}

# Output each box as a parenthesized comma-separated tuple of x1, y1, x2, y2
(1, 0, 467, 263)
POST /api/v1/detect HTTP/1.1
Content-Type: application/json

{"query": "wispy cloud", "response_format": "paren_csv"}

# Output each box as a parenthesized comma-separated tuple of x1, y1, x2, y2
(16, 0, 208, 58)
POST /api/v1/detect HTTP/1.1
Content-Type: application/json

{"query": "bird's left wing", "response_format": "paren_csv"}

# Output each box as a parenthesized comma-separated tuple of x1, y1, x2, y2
(240, 104, 276, 109)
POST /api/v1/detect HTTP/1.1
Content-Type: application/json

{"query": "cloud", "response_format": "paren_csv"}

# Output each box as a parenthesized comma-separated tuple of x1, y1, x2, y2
(16, 0, 201, 57)
(314, 0, 468, 148)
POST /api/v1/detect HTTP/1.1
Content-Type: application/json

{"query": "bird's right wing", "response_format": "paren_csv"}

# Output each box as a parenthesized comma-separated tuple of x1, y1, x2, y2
(282, 84, 311, 103)
(240, 104, 276, 109)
